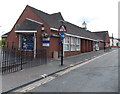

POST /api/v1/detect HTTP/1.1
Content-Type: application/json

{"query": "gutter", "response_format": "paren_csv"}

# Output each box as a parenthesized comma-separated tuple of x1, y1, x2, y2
(50, 27, 103, 42)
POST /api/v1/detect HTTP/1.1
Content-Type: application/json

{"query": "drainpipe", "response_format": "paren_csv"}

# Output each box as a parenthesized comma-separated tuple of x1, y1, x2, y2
(34, 33, 36, 58)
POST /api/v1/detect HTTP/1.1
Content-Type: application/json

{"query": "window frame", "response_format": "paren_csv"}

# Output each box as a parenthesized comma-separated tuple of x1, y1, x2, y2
(64, 36, 70, 51)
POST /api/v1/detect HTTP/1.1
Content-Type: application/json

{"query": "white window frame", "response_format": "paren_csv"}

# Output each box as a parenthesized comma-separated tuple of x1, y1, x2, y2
(64, 36, 70, 51)
(71, 37, 76, 51)
(76, 38, 80, 51)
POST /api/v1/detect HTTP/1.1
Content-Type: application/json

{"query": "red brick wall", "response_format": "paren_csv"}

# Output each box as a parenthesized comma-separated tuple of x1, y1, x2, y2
(99, 42, 104, 50)
(64, 51, 81, 57)
(81, 39, 85, 53)
(49, 37, 61, 58)
(105, 33, 110, 45)
(6, 6, 50, 49)
(81, 39, 93, 53)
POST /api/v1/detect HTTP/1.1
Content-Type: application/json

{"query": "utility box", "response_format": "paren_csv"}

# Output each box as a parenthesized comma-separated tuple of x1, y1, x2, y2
(53, 51, 58, 59)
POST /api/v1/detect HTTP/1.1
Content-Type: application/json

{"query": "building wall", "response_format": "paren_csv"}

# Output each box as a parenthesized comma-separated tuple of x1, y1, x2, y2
(48, 31, 61, 58)
(81, 39, 93, 53)
(6, 6, 50, 49)
(99, 42, 104, 50)
(105, 33, 110, 47)
(64, 51, 81, 57)
(81, 39, 85, 53)
(5, 6, 106, 58)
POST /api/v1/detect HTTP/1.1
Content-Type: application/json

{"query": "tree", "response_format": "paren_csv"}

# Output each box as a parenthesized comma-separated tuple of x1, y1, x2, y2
(0, 39, 2, 46)
(1, 38, 6, 47)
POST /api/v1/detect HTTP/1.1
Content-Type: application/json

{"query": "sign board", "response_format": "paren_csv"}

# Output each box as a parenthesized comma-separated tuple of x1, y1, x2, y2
(21, 35, 34, 50)
(59, 32, 65, 40)
(42, 37, 50, 46)
(59, 42, 63, 45)
(58, 25, 67, 32)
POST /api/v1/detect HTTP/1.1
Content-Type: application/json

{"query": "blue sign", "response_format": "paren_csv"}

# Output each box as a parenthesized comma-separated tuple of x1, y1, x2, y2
(60, 32, 65, 40)
(61, 32, 65, 35)
(42, 41, 50, 43)
(59, 42, 63, 45)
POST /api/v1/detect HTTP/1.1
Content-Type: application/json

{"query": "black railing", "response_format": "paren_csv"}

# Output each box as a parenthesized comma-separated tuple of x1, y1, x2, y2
(0, 47, 47, 74)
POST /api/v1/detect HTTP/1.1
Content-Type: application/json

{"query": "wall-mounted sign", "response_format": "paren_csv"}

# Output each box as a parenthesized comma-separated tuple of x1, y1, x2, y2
(21, 34, 34, 50)
(42, 37, 50, 46)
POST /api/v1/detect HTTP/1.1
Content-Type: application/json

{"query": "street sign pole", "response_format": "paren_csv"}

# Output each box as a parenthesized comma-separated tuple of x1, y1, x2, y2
(58, 21, 67, 66)
(61, 39, 63, 66)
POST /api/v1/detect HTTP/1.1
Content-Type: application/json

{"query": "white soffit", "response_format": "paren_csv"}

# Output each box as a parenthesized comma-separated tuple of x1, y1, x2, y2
(50, 28, 58, 31)
(65, 33, 103, 42)
(26, 18, 43, 25)
(15, 30, 37, 33)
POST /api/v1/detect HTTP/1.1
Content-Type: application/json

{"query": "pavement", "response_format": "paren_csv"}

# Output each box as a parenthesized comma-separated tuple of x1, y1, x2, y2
(1, 48, 117, 93)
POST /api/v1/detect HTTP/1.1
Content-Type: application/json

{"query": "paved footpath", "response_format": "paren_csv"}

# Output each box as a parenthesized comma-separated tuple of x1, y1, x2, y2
(1, 49, 116, 93)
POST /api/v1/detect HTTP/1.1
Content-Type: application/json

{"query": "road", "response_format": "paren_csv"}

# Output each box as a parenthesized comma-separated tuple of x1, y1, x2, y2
(26, 49, 119, 92)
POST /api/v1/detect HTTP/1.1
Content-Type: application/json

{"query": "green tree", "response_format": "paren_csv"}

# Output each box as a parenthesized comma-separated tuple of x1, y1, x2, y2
(0, 40, 2, 46)
(1, 38, 6, 47)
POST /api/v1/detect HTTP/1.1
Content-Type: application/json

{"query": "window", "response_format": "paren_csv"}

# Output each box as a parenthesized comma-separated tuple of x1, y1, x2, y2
(64, 36, 81, 51)
(76, 38, 80, 51)
(71, 37, 76, 51)
(64, 36, 70, 51)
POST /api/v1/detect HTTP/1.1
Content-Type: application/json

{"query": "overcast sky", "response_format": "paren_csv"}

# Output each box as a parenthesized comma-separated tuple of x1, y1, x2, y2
(0, 0, 119, 38)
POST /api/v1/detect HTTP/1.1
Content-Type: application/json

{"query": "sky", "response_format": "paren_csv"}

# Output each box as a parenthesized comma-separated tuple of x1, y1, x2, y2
(0, 0, 119, 39)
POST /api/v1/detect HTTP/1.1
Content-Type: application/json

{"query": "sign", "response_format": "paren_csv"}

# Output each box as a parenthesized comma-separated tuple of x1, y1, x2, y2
(59, 32, 65, 40)
(58, 25, 67, 32)
(21, 35, 34, 50)
(42, 37, 50, 46)
(59, 42, 63, 45)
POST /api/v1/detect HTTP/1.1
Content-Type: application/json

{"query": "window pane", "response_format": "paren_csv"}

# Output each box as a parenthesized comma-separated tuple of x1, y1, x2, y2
(71, 37, 76, 44)
(64, 44, 70, 51)
(65, 36, 70, 44)
(76, 38, 80, 45)
(76, 45, 80, 51)
(71, 45, 76, 51)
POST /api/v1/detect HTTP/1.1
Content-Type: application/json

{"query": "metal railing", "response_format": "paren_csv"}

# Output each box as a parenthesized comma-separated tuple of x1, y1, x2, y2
(0, 47, 47, 74)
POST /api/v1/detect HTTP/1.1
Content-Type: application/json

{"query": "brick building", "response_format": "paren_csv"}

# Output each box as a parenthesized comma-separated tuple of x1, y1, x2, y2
(93, 31, 110, 49)
(5, 5, 109, 58)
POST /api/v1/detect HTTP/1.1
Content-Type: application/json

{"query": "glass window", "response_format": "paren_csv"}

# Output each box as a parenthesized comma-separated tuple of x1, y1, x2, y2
(64, 36, 70, 51)
(76, 38, 80, 51)
(64, 36, 81, 51)
(71, 37, 76, 51)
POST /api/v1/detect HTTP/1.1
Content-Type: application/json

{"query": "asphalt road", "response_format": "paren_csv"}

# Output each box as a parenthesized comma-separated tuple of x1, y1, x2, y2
(29, 49, 119, 92)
